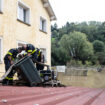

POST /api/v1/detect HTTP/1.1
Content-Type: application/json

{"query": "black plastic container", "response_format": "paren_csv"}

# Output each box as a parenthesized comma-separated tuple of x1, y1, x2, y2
(15, 56, 42, 86)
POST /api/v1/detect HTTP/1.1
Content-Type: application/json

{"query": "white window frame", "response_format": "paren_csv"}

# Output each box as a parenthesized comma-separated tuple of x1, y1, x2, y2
(17, 40, 27, 48)
(0, 0, 3, 13)
(0, 37, 3, 63)
(40, 16, 47, 33)
(40, 48, 47, 63)
(17, 40, 27, 55)
(17, 0, 30, 24)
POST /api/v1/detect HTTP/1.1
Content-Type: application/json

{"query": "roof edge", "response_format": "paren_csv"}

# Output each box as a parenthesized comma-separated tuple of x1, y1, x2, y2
(41, 0, 57, 21)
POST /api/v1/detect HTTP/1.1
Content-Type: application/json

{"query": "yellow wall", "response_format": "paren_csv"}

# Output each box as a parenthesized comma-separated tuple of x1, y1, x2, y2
(0, 0, 51, 74)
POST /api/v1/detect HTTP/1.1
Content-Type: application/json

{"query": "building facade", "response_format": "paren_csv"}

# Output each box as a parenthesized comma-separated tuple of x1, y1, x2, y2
(0, 0, 56, 76)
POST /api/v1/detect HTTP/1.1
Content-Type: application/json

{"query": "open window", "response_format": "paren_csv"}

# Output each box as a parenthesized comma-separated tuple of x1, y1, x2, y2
(40, 17, 47, 33)
(17, 1, 30, 25)
(17, 40, 27, 48)
(40, 48, 47, 62)
(17, 40, 27, 55)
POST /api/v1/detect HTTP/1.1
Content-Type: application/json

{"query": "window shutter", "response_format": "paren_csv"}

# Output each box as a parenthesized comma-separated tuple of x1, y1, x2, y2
(0, 0, 1, 12)
(0, 0, 3, 12)
(25, 9, 30, 24)
(44, 49, 47, 62)
(17, 6, 20, 19)
(44, 21, 47, 32)
(41, 48, 47, 62)
(18, 1, 30, 24)
(40, 18, 42, 30)
(18, 6, 24, 21)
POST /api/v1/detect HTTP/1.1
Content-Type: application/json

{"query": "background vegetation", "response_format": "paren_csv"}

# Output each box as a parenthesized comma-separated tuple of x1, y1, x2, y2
(51, 21, 105, 66)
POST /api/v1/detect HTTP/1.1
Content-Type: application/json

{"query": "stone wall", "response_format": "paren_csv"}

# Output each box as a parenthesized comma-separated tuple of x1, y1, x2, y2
(57, 68, 105, 88)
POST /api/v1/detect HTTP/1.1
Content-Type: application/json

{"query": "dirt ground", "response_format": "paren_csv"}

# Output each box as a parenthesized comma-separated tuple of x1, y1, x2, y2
(57, 70, 105, 88)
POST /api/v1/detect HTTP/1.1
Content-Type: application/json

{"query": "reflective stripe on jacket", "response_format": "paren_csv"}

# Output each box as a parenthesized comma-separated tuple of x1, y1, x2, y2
(5, 77, 13, 80)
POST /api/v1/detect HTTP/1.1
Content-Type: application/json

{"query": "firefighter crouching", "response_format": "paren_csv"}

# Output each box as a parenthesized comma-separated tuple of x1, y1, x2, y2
(2, 47, 22, 85)
(22, 44, 38, 63)
(36, 49, 45, 71)
(21, 44, 45, 70)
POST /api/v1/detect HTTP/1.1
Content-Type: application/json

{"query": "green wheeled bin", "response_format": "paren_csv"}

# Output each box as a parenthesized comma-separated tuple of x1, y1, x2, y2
(14, 56, 42, 86)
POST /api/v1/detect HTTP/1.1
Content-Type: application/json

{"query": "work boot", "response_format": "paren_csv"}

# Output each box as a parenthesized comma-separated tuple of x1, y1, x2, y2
(8, 80, 13, 85)
(2, 79, 8, 85)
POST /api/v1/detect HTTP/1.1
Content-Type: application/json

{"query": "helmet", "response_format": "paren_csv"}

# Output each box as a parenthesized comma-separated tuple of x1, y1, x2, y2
(18, 47, 23, 52)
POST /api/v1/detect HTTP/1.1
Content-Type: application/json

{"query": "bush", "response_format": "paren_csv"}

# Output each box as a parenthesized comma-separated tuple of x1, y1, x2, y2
(67, 60, 83, 67)
(85, 61, 92, 66)
(76, 60, 83, 66)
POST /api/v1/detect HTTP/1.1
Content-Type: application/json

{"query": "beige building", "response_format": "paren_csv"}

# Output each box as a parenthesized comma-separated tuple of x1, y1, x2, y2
(0, 0, 56, 76)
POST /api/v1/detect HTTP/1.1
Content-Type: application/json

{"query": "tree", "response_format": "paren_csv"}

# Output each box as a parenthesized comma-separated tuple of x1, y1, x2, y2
(51, 39, 70, 65)
(93, 40, 105, 53)
(96, 52, 105, 65)
(59, 31, 93, 62)
(51, 30, 59, 39)
(51, 21, 105, 66)
(51, 23, 58, 31)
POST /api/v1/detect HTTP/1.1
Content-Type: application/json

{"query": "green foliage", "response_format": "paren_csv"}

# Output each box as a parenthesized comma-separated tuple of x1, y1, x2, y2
(51, 21, 105, 66)
(59, 31, 93, 61)
(85, 61, 92, 66)
(69, 60, 77, 66)
(67, 60, 83, 67)
(93, 40, 105, 53)
(76, 60, 83, 66)
(96, 52, 105, 65)
(90, 55, 98, 65)
(51, 37, 70, 66)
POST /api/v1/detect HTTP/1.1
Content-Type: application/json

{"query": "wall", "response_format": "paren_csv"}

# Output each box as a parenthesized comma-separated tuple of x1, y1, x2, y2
(57, 69, 105, 88)
(0, 0, 51, 76)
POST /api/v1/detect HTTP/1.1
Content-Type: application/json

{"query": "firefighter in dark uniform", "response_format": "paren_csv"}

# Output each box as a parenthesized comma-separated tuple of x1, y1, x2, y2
(22, 44, 37, 63)
(22, 44, 45, 70)
(36, 49, 45, 71)
(2, 47, 22, 85)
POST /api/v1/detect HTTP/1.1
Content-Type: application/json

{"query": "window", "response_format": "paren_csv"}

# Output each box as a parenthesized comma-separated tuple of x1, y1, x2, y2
(0, 0, 3, 13)
(17, 1, 30, 24)
(17, 40, 27, 47)
(40, 48, 47, 62)
(17, 40, 27, 55)
(18, 42, 26, 47)
(0, 37, 3, 63)
(40, 17, 47, 32)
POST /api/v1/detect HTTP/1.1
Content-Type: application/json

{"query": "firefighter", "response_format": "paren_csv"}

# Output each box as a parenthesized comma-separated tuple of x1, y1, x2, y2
(2, 47, 22, 85)
(22, 44, 45, 70)
(36, 49, 45, 71)
(22, 44, 38, 63)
